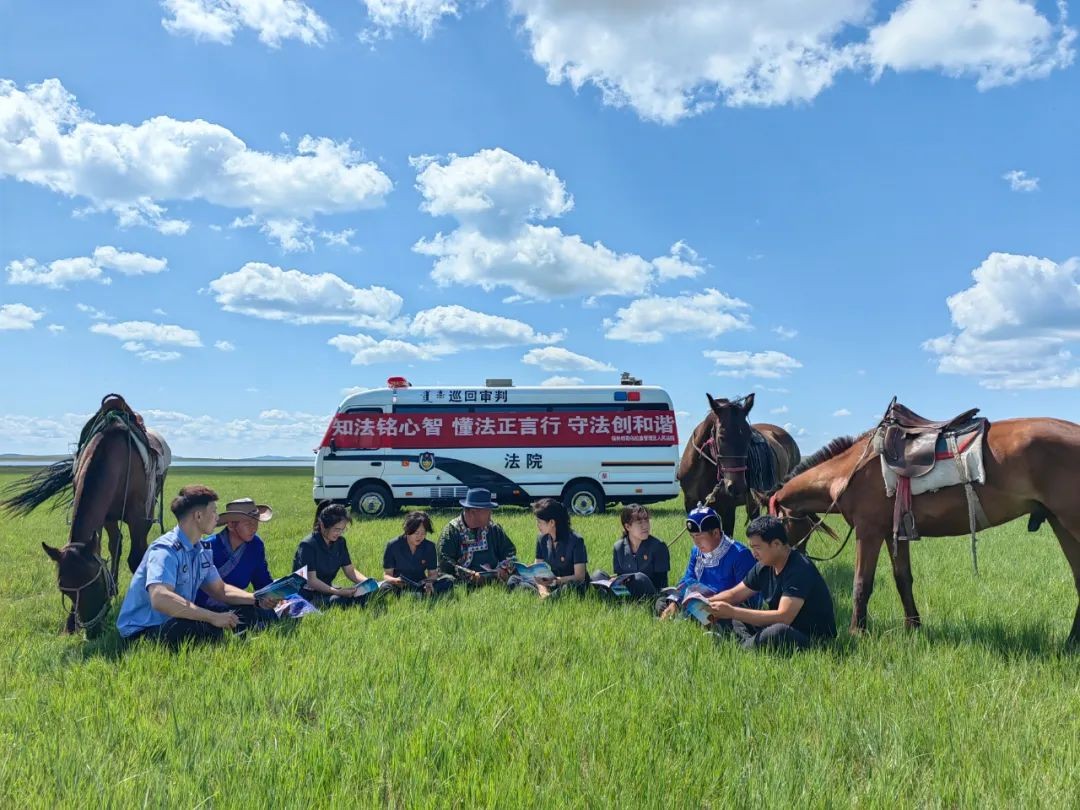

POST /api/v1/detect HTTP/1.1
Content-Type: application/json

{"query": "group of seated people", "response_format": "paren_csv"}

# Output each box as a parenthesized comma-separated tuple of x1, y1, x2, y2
(116, 484, 837, 653)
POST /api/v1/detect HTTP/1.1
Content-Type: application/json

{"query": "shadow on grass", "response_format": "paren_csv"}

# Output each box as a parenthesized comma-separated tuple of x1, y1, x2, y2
(921, 618, 1076, 659)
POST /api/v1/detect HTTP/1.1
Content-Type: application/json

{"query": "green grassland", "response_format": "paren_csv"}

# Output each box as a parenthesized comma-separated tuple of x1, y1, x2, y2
(1, 467, 1078, 808)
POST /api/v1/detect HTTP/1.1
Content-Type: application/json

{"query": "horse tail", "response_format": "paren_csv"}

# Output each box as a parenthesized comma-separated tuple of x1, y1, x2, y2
(1028, 504, 1049, 533)
(0, 458, 75, 516)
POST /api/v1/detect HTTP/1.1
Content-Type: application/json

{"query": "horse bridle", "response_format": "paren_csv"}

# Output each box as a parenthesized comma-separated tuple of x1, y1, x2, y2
(694, 429, 750, 481)
(58, 550, 117, 632)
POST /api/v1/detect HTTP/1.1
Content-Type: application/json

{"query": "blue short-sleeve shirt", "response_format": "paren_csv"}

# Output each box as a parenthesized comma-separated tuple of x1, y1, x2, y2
(116, 526, 221, 637)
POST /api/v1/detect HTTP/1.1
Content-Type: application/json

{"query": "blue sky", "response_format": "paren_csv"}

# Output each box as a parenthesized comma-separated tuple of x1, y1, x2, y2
(1, 0, 1078, 457)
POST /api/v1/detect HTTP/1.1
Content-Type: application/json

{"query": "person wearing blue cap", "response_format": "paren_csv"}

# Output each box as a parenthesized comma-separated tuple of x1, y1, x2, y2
(437, 488, 517, 585)
(656, 503, 758, 619)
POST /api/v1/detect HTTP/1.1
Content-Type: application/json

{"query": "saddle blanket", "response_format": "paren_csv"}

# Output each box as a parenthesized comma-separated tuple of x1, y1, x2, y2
(879, 430, 986, 497)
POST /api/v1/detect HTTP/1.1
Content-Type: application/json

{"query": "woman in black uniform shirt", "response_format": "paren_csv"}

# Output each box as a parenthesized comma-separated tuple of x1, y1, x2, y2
(594, 503, 670, 598)
(510, 498, 588, 597)
(383, 511, 452, 596)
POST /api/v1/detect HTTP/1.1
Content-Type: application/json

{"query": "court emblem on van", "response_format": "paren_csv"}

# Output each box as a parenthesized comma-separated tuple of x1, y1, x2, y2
(419, 452, 436, 472)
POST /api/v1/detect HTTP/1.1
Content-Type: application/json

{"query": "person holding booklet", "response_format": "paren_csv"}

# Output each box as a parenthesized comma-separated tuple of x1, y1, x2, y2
(116, 485, 277, 646)
(591, 504, 670, 599)
(705, 515, 837, 651)
(292, 501, 380, 608)
(383, 511, 454, 596)
(194, 497, 280, 623)
(508, 498, 588, 598)
(437, 488, 517, 586)
(656, 504, 758, 620)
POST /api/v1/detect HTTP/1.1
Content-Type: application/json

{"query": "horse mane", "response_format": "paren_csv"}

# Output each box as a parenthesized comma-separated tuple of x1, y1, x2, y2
(778, 430, 873, 486)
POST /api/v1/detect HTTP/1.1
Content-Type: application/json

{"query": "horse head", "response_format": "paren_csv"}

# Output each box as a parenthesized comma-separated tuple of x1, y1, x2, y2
(42, 541, 116, 638)
(705, 392, 755, 499)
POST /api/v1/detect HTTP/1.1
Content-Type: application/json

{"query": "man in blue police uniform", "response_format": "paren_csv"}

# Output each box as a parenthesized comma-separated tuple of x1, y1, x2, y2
(116, 485, 275, 646)
(657, 504, 758, 619)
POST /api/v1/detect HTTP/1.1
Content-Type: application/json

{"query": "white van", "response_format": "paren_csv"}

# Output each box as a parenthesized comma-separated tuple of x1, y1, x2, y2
(312, 377, 680, 517)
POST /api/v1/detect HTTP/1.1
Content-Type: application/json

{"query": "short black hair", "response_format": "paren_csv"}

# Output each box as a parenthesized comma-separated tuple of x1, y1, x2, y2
(745, 515, 789, 545)
(403, 510, 434, 536)
(170, 485, 218, 520)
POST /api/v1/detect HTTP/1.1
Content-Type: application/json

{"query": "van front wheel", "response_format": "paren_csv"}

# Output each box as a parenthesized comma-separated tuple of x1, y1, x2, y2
(563, 481, 606, 516)
(351, 484, 395, 518)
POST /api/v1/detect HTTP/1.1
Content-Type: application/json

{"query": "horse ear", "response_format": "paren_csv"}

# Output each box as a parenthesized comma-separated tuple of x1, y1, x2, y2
(742, 393, 755, 414)
(42, 543, 63, 563)
(706, 393, 722, 416)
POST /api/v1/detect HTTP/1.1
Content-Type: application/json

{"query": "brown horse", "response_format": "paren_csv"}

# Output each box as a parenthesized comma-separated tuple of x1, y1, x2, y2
(678, 393, 802, 535)
(2, 400, 169, 637)
(768, 417, 1080, 646)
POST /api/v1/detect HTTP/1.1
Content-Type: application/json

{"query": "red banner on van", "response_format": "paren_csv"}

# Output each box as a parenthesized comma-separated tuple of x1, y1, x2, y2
(320, 410, 678, 449)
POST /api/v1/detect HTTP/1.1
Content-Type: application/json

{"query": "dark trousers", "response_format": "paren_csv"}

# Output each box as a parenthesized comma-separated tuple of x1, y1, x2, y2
(126, 618, 224, 647)
(126, 604, 277, 648)
(590, 570, 657, 600)
(721, 620, 814, 652)
(507, 576, 587, 597)
(304, 591, 368, 609)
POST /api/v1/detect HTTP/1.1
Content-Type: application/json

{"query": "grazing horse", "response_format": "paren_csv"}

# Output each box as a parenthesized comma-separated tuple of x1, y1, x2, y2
(678, 393, 802, 536)
(768, 417, 1080, 647)
(2, 396, 169, 637)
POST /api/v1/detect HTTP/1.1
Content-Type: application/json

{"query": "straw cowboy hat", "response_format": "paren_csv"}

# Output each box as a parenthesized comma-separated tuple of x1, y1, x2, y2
(216, 497, 274, 526)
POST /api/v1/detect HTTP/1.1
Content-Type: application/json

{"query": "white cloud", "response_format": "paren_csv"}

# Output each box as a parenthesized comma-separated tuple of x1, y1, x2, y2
(773, 325, 798, 339)
(924, 252, 1080, 389)
(704, 350, 803, 378)
(91, 320, 202, 361)
(47, 324, 65, 334)
(209, 262, 404, 329)
(522, 346, 614, 372)
(603, 289, 751, 343)
(214, 340, 236, 351)
(413, 148, 704, 298)
(1003, 169, 1040, 192)
(783, 421, 809, 438)
(0, 303, 43, 330)
(0, 407, 328, 457)
(833, 408, 852, 416)
(6, 246, 166, 289)
(6, 257, 106, 288)
(541, 375, 585, 386)
(161, 0, 330, 47)
(362, 0, 462, 40)
(409, 304, 563, 347)
(0, 79, 392, 248)
(770, 405, 789, 415)
(868, 0, 1076, 90)
(376, 1, 1073, 123)
(329, 333, 444, 365)
(508, 0, 869, 122)
(76, 303, 112, 321)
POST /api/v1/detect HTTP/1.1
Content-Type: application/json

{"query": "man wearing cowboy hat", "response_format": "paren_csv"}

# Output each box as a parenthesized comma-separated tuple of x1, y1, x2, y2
(196, 497, 279, 615)
(437, 488, 517, 585)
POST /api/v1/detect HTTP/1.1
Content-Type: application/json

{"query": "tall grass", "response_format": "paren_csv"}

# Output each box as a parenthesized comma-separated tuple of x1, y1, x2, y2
(1, 467, 1077, 808)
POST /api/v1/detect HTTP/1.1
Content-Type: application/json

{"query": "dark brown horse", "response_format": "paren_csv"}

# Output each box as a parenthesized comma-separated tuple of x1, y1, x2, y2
(769, 417, 1080, 646)
(678, 393, 802, 535)
(2, 400, 169, 637)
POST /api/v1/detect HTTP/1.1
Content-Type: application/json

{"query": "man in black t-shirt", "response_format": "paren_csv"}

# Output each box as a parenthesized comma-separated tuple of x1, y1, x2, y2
(705, 515, 836, 651)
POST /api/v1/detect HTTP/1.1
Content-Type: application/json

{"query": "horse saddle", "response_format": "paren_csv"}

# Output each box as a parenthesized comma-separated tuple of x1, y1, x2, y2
(880, 400, 984, 478)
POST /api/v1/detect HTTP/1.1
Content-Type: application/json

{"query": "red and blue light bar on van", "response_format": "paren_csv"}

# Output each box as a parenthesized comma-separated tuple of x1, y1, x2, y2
(613, 391, 640, 401)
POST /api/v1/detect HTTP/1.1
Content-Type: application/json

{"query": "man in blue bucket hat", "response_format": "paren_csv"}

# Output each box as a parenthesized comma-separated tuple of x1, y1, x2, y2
(656, 503, 758, 619)
(437, 488, 517, 586)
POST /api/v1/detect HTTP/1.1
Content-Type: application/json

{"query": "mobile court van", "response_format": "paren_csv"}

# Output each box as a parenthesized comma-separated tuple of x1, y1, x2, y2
(313, 377, 680, 517)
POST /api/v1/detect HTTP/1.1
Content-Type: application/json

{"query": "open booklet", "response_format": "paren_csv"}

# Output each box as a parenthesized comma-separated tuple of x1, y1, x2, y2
(452, 560, 513, 580)
(395, 573, 455, 589)
(678, 585, 719, 626)
(589, 574, 632, 597)
(253, 566, 308, 601)
(343, 577, 380, 596)
(512, 560, 555, 582)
